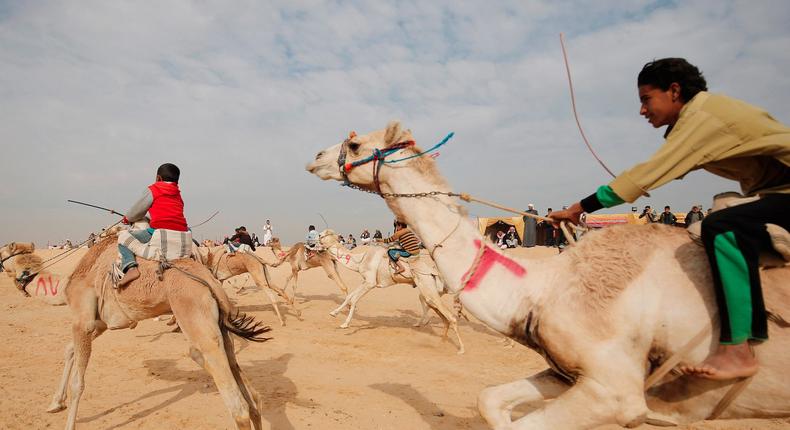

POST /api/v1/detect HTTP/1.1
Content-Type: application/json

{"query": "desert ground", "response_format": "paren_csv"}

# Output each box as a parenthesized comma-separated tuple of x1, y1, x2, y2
(1, 246, 788, 430)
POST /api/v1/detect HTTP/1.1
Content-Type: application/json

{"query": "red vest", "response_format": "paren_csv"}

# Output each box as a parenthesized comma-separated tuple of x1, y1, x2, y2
(147, 182, 188, 231)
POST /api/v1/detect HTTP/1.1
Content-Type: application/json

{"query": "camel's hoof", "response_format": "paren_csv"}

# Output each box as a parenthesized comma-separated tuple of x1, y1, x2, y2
(329, 311, 339, 318)
(339, 323, 349, 329)
(456, 349, 465, 355)
(412, 322, 422, 327)
(46, 403, 66, 413)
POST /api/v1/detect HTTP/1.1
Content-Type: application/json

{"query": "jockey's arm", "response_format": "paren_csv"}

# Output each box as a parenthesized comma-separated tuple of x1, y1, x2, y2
(125, 188, 154, 223)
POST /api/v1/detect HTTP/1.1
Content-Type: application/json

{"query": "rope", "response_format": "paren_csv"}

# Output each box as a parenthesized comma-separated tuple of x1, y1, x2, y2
(456, 193, 577, 245)
(559, 33, 616, 179)
(383, 132, 454, 164)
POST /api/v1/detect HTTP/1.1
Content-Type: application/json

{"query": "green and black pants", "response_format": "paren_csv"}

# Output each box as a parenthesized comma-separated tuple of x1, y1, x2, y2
(701, 193, 790, 344)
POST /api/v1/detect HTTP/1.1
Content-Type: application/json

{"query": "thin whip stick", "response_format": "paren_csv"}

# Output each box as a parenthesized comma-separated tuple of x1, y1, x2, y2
(190, 210, 220, 229)
(559, 33, 616, 178)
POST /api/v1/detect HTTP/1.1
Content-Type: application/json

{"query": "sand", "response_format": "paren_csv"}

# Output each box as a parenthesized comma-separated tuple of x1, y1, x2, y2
(1, 246, 788, 429)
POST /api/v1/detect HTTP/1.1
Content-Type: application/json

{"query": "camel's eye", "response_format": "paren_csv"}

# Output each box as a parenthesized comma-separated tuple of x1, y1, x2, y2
(348, 142, 361, 153)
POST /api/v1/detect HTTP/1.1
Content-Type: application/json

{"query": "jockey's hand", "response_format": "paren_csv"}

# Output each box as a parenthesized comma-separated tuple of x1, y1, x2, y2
(549, 202, 584, 226)
(121, 216, 130, 225)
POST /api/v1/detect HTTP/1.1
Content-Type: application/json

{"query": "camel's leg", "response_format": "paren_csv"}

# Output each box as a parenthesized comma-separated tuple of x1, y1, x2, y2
(329, 284, 361, 317)
(58, 283, 105, 430)
(262, 287, 285, 326)
(47, 322, 107, 414)
(336, 283, 375, 329)
(321, 260, 348, 296)
(413, 294, 432, 327)
(503, 366, 647, 430)
(478, 370, 569, 428)
(220, 331, 262, 430)
(413, 275, 465, 354)
(174, 299, 253, 430)
(46, 342, 74, 413)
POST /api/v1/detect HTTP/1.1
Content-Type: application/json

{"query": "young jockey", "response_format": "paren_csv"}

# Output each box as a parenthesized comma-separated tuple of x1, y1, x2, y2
(551, 58, 790, 380)
(117, 163, 188, 286)
(379, 221, 421, 274)
(305, 225, 320, 250)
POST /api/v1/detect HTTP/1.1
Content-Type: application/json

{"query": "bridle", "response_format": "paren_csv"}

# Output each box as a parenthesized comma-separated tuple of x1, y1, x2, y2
(337, 131, 416, 195)
(0, 251, 23, 272)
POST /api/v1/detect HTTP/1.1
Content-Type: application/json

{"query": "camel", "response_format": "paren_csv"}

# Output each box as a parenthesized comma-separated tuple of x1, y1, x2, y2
(307, 121, 790, 429)
(47, 235, 271, 430)
(270, 238, 351, 297)
(194, 244, 300, 326)
(0, 242, 68, 305)
(318, 229, 465, 354)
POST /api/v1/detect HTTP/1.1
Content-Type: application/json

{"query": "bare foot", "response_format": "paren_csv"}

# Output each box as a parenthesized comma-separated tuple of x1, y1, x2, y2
(118, 266, 140, 287)
(679, 343, 758, 380)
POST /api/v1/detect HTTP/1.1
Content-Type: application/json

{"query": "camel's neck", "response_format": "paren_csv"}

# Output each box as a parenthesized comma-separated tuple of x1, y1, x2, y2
(325, 243, 362, 272)
(378, 165, 542, 334)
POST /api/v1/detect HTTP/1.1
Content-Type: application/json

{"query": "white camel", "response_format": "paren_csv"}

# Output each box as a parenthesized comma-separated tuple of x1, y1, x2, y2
(307, 121, 790, 429)
(318, 229, 465, 354)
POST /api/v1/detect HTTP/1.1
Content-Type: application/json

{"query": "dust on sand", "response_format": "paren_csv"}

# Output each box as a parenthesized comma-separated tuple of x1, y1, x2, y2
(1, 247, 788, 429)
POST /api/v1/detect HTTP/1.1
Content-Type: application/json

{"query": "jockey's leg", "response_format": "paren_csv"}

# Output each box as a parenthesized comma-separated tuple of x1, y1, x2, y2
(681, 194, 790, 380)
(117, 229, 152, 287)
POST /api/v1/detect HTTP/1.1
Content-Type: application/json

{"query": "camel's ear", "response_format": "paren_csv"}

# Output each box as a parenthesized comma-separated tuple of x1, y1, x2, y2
(8, 242, 15, 252)
(384, 121, 402, 146)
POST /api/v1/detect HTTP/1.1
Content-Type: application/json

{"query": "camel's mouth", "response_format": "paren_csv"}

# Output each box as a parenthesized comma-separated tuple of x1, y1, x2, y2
(306, 159, 342, 181)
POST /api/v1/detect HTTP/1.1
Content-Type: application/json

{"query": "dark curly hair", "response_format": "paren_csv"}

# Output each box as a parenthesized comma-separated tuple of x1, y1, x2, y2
(637, 58, 708, 103)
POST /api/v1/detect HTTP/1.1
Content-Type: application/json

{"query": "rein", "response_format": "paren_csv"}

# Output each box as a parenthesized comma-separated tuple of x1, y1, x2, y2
(0, 250, 27, 271)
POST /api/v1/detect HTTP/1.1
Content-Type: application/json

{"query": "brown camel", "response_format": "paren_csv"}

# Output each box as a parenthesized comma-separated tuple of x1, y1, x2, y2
(47, 235, 271, 430)
(194, 244, 301, 326)
(270, 239, 351, 296)
(1, 241, 35, 278)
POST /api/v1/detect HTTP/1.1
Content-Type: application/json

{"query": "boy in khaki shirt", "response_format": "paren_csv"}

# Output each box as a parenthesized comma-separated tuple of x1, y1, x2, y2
(551, 58, 790, 381)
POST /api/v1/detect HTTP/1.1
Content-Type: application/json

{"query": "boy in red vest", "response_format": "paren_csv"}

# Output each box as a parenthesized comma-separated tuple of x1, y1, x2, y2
(118, 163, 188, 286)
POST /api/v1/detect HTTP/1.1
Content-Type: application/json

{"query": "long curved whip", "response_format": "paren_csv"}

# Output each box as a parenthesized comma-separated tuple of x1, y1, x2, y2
(559, 33, 616, 178)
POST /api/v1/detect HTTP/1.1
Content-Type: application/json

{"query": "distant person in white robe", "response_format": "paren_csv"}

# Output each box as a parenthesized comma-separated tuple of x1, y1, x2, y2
(262, 219, 273, 245)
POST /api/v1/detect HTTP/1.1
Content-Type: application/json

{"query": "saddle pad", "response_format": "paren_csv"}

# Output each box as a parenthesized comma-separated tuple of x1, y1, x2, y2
(118, 228, 193, 261)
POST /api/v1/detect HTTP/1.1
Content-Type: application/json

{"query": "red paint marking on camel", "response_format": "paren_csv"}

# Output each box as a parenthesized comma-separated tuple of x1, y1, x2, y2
(461, 240, 526, 291)
(35, 275, 60, 296)
(345, 254, 351, 264)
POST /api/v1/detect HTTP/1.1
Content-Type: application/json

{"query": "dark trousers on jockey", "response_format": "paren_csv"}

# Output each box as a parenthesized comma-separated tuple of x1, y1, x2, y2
(701, 193, 790, 344)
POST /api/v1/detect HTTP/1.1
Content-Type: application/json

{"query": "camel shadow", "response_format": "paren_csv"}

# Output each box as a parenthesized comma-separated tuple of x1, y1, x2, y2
(78, 353, 314, 430)
(370, 382, 487, 429)
(294, 292, 345, 306)
(77, 358, 214, 429)
(244, 353, 320, 430)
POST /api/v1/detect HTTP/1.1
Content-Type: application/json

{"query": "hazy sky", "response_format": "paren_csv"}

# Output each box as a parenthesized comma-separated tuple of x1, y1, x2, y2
(2, 1, 789, 245)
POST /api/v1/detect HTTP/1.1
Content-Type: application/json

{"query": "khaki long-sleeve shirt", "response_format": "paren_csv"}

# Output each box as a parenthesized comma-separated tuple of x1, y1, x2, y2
(609, 92, 790, 202)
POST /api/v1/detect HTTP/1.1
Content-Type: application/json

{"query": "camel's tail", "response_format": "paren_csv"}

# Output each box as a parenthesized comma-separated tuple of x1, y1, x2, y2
(224, 310, 272, 342)
(168, 264, 272, 343)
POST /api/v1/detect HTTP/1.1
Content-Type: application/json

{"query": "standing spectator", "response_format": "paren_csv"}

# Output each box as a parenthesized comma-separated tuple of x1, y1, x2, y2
(346, 234, 357, 249)
(504, 226, 520, 248)
(542, 208, 556, 247)
(373, 229, 383, 240)
(685, 205, 705, 226)
(86, 233, 96, 248)
(262, 220, 273, 245)
(522, 203, 538, 247)
(359, 229, 371, 245)
(658, 206, 677, 226)
(639, 205, 658, 223)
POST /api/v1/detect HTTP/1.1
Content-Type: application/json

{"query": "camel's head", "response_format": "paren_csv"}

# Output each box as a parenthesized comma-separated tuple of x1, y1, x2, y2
(1, 242, 35, 261)
(268, 237, 281, 250)
(318, 229, 340, 247)
(306, 120, 417, 189)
